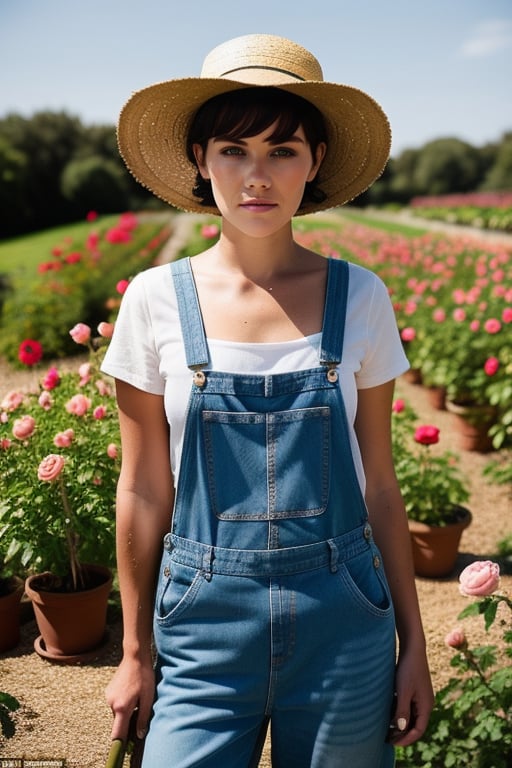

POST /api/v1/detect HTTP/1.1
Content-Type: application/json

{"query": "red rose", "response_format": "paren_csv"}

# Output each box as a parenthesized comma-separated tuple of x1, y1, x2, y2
(414, 425, 440, 445)
(18, 339, 43, 366)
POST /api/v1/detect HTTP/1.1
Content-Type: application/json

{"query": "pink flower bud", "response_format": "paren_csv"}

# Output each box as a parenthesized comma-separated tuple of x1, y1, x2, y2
(459, 561, 500, 597)
(93, 405, 107, 420)
(445, 627, 466, 649)
(38, 454, 65, 482)
(12, 414, 36, 440)
(484, 357, 499, 376)
(107, 443, 118, 460)
(97, 321, 114, 339)
(42, 366, 61, 390)
(69, 322, 91, 345)
(53, 430, 74, 448)
(392, 399, 406, 413)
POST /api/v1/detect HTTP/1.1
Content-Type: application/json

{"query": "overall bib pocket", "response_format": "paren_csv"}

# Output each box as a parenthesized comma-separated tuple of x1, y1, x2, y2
(202, 406, 330, 520)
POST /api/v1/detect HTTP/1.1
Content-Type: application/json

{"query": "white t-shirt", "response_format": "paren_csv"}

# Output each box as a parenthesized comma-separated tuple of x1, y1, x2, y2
(101, 259, 409, 492)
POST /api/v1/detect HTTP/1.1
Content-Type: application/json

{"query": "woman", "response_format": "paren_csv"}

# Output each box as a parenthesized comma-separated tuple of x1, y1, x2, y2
(103, 33, 433, 767)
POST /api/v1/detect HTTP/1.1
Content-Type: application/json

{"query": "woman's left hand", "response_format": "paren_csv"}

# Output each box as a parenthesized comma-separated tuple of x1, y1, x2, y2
(389, 645, 434, 747)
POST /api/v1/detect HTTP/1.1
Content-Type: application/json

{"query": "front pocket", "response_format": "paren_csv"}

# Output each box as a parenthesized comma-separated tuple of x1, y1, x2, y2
(155, 560, 204, 625)
(338, 549, 393, 617)
(202, 406, 330, 520)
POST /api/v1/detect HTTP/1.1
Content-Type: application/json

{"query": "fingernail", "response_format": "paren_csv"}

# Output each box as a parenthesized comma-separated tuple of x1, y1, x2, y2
(397, 717, 407, 731)
(137, 727, 147, 740)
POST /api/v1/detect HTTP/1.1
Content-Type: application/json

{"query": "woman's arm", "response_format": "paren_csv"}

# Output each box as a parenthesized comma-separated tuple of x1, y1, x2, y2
(355, 380, 434, 747)
(106, 380, 174, 742)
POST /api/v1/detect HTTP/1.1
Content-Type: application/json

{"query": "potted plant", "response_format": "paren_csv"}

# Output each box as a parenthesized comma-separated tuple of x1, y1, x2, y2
(0, 323, 119, 661)
(392, 398, 471, 577)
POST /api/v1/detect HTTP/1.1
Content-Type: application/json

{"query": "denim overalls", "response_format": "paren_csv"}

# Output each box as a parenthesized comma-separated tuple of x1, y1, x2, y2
(142, 257, 396, 768)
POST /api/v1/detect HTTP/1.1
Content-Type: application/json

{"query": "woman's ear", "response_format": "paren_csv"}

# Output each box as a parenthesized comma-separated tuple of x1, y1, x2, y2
(307, 141, 327, 182)
(192, 143, 209, 180)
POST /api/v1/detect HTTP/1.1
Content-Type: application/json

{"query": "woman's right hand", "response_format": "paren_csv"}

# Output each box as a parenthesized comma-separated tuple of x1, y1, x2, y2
(106, 654, 155, 742)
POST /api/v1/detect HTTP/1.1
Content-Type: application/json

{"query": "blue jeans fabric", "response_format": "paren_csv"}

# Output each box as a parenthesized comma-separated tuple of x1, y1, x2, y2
(142, 257, 396, 767)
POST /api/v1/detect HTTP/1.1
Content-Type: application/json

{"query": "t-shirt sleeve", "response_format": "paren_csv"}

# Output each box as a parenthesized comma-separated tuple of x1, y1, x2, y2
(100, 272, 165, 395)
(355, 269, 410, 389)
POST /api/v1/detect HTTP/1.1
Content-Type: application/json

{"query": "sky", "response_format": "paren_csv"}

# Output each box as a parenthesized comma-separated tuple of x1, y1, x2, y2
(1, 0, 511, 157)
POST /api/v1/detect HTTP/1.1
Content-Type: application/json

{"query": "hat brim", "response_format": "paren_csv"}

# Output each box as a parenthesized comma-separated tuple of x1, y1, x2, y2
(117, 77, 391, 215)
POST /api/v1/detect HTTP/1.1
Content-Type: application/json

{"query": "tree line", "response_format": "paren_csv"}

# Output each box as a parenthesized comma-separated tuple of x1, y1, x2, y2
(0, 110, 511, 239)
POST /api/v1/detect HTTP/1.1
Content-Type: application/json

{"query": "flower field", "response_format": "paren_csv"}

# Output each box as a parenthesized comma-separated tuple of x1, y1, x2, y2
(293, 216, 512, 450)
(409, 192, 512, 232)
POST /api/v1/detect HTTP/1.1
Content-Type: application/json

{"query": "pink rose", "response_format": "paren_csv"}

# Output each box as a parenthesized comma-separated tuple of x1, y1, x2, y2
(414, 424, 440, 446)
(459, 560, 500, 597)
(392, 399, 405, 413)
(96, 379, 112, 397)
(484, 318, 501, 334)
(400, 327, 416, 342)
(42, 366, 61, 390)
(97, 321, 114, 339)
(484, 357, 499, 376)
(200, 224, 220, 239)
(93, 405, 107, 420)
(12, 414, 36, 440)
(445, 627, 466, 649)
(65, 394, 91, 416)
(502, 307, 512, 323)
(38, 391, 53, 411)
(107, 443, 118, 460)
(78, 362, 92, 386)
(69, 322, 91, 345)
(1, 391, 24, 412)
(116, 279, 130, 295)
(38, 454, 65, 482)
(53, 429, 74, 448)
(1, 438, 12, 450)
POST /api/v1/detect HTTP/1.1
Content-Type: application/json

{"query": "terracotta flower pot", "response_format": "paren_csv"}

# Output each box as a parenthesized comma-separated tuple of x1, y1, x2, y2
(25, 563, 112, 663)
(446, 401, 497, 453)
(0, 577, 24, 653)
(408, 506, 472, 578)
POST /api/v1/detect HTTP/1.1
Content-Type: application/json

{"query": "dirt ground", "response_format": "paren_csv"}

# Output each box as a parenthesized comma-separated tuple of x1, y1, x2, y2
(1, 212, 511, 765)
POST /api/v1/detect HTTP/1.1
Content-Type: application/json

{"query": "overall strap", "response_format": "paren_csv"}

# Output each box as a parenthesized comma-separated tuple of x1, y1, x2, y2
(170, 258, 209, 369)
(319, 258, 349, 366)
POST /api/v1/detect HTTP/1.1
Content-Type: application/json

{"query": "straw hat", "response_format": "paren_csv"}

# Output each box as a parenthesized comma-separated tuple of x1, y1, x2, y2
(118, 33, 391, 215)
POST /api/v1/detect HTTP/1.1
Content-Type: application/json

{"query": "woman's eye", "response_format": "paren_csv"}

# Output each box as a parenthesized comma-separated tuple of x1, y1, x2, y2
(271, 148, 295, 158)
(221, 146, 244, 156)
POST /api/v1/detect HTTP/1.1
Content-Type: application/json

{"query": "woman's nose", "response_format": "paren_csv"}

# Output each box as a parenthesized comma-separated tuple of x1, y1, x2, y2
(245, 159, 271, 189)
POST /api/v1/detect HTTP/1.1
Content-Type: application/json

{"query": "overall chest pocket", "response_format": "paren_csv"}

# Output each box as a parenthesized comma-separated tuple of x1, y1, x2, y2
(202, 406, 330, 520)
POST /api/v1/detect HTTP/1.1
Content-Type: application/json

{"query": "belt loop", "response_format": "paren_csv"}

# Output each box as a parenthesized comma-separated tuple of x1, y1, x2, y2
(327, 540, 339, 573)
(202, 547, 214, 581)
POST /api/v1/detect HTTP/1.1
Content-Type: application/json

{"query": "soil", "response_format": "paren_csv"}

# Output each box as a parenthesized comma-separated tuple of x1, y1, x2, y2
(0, 215, 511, 766)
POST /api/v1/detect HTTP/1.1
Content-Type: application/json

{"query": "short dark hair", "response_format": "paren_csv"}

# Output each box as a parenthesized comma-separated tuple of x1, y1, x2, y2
(186, 87, 327, 209)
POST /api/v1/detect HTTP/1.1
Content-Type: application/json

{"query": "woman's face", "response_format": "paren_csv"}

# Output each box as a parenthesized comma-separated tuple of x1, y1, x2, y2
(193, 122, 326, 237)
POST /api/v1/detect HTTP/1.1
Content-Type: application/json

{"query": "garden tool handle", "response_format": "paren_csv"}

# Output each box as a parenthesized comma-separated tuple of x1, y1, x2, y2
(105, 738, 125, 768)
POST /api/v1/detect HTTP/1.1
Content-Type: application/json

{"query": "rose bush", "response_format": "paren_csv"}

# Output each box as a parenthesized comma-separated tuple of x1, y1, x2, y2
(397, 560, 512, 768)
(391, 398, 470, 526)
(0, 324, 120, 591)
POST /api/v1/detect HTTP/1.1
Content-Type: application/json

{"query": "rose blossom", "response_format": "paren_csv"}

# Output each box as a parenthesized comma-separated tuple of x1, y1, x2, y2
(503, 307, 512, 323)
(37, 454, 65, 482)
(96, 379, 112, 397)
(400, 327, 416, 342)
(1, 438, 12, 450)
(459, 560, 500, 597)
(445, 627, 466, 649)
(484, 318, 501, 334)
(93, 405, 107, 420)
(65, 394, 91, 416)
(1, 390, 24, 412)
(97, 321, 114, 339)
(78, 362, 92, 386)
(392, 399, 406, 413)
(107, 443, 118, 459)
(414, 424, 440, 445)
(484, 357, 499, 376)
(116, 279, 130, 295)
(42, 366, 60, 390)
(38, 391, 53, 410)
(12, 415, 36, 440)
(200, 223, 220, 239)
(53, 429, 74, 448)
(69, 322, 91, 345)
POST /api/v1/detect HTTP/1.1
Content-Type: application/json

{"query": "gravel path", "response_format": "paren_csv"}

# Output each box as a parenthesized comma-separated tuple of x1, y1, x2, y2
(1, 214, 510, 766)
